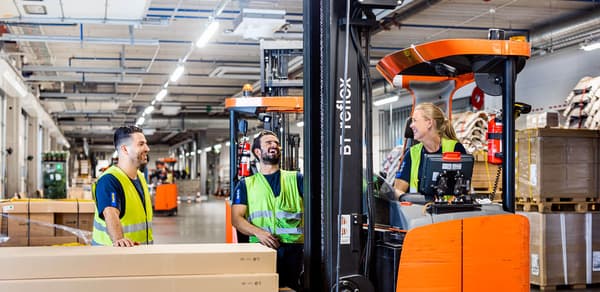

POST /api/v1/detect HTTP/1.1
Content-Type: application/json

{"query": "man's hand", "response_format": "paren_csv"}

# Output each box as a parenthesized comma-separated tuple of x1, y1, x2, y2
(113, 238, 138, 247)
(255, 229, 280, 249)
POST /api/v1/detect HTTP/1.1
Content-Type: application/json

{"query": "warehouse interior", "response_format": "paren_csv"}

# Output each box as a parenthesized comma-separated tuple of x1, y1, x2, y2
(0, 0, 600, 291)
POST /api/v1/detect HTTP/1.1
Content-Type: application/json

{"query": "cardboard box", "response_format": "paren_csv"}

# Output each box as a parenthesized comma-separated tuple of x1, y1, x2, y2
(471, 161, 502, 194)
(516, 128, 599, 201)
(0, 273, 278, 292)
(526, 112, 559, 129)
(0, 200, 95, 214)
(6, 213, 54, 237)
(521, 212, 600, 286)
(54, 213, 94, 236)
(0, 244, 276, 280)
(0, 236, 79, 247)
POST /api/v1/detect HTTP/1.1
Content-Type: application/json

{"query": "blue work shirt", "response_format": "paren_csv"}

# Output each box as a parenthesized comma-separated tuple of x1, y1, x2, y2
(232, 170, 304, 205)
(95, 174, 146, 220)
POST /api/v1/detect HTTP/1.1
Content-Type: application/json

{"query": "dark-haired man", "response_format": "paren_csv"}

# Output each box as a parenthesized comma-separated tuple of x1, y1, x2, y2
(92, 126, 153, 247)
(231, 130, 304, 290)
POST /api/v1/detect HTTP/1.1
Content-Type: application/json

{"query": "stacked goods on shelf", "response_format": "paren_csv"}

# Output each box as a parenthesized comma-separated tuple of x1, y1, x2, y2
(471, 157, 503, 196)
(515, 128, 599, 207)
(451, 111, 489, 154)
(526, 112, 560, 129)
(0, 244, 278, 292)
(563, 76, 600, 129)
(515, 128, 600, 290)
(0, 200, 95, 246)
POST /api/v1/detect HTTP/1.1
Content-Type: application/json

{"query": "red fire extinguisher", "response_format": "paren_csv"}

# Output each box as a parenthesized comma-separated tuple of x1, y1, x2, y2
(487, 114, 503, 165)
(238, 137, 251, 177)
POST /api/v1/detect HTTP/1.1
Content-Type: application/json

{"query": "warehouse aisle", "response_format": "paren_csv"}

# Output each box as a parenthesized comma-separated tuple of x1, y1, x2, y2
(153, 198, 226, 244)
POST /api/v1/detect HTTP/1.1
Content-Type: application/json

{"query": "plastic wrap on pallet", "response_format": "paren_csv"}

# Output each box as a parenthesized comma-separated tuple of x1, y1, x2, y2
(0, 199, 95, 246)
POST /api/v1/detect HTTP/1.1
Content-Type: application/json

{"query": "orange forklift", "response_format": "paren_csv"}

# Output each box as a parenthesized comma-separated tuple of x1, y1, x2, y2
(153, 157, 178, 216)
(300, 0, 532, 291)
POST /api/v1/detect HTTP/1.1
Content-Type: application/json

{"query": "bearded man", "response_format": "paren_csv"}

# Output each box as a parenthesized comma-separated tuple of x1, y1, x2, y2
(231, 130, 304, 290)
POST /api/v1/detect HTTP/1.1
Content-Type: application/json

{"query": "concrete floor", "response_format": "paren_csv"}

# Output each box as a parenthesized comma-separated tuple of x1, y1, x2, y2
(153, 197, 226, 244)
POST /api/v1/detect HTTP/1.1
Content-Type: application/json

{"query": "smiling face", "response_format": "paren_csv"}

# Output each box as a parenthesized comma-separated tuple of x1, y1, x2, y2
(410, 109, 434, 142)
(255, 134, 281, 165)
(123, 132, 150, 168)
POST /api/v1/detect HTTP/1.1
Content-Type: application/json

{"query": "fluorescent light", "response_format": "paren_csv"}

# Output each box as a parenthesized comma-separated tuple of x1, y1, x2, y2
(186, 152, 190, 157)
(170, 65, 185, 82)
(213, 144, 222, 150)
(197, 150, 202, 154)
(196, 21, 220, 48)
(296, 121, 304, 127)
(163, 81, 169, 88)
(373, 95, 399, 106)
(144, 105, 155, 115)
(136, 117, 145, 125)
(156, 89, 168, 101)
(225, 141, 231, 146)
(581, 41, 600, 51)
(151, 99, 156, 105)
(204, 146, 212, 152)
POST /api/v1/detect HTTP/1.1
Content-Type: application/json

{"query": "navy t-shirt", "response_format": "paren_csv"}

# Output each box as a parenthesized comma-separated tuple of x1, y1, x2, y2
(395, 142, 467, 183)
(95, 174, 146, 220)
(232, 171, 303, 205)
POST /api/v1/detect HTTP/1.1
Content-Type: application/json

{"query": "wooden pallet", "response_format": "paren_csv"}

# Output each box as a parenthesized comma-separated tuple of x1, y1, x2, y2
(516, 200, 600, 213)
(531, 283, 599, 291)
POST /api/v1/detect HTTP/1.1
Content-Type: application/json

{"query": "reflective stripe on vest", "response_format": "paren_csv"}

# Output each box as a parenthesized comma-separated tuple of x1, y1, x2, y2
(246, 170, 304, 244)
(92, 166, 153, 245)
(409, 138, 458, 193)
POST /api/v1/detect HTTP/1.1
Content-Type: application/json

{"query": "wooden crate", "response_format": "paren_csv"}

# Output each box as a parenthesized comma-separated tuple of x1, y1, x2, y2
(516, 128, 599, 202)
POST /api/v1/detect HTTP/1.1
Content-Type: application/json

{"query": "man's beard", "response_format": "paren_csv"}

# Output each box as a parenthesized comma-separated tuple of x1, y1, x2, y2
(261, 149, 281, 165)
(137, 152, 148, 167)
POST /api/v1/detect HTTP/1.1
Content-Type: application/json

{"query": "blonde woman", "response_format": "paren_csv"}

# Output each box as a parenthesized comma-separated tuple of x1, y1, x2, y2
(394, 103, 467, 196)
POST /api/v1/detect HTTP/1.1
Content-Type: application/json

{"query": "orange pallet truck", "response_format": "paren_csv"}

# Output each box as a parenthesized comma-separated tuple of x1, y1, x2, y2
(154, 183, 178, 216)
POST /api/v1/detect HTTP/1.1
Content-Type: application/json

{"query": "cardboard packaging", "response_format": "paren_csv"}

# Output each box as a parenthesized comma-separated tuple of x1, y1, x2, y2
(0, 273, 278, 292)
(0, 243, 276, 280)
(526, 112, 559, 129)
(516, 128, 599, 201)
(471, 161, 502, 194)
(521, 212, 600, 287)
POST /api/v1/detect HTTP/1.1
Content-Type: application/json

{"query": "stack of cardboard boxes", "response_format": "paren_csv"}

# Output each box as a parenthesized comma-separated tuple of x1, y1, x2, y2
(0, 244, 278, 292)
(516, 128, 600, 289)
(0, 200, 95, 246)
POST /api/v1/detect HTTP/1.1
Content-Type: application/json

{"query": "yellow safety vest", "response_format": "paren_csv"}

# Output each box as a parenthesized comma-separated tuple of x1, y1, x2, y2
(246, 170, 303, 244)
(92, 166, 153, 245)
(409, 138, 458, 192)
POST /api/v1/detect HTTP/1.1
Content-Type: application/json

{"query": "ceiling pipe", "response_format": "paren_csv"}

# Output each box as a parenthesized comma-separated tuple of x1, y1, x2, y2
(530, 8, 600, 49)
(2, 17, 168, 26)
(23, 65, 147, 74)
(69, 56, 260, 65)
(26, 75, 143, 83)
(0, 34, 159, 46)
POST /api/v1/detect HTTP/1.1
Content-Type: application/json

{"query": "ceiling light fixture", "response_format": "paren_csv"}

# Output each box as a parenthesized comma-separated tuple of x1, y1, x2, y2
(155, 89, 168, 101)
(196, 21, 220, 48)
(581, 40, 600, 52)
(170, 65, 185, 82)
(373, 95, 399, 106)
(144, 105, 155, 115)
(136, 117, 145, 126)
(296, 121, 304, 127)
